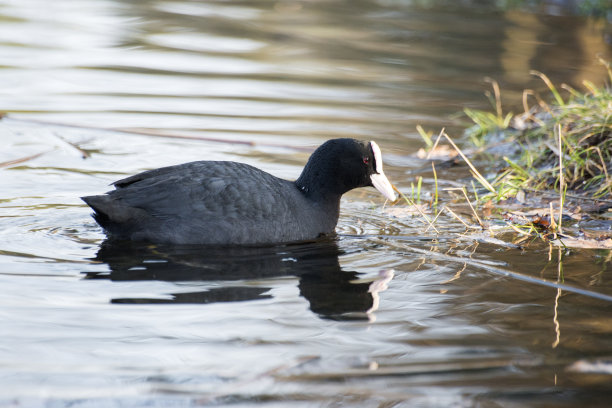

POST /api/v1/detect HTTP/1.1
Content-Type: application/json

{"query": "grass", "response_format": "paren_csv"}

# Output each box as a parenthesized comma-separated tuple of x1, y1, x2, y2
(464, 78, 513, 148)
(465, 58, 612, 201)
(406, 59, 612, 248)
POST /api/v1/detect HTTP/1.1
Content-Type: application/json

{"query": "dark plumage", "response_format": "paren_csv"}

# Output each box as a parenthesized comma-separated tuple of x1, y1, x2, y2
(82, 138, 396, 245)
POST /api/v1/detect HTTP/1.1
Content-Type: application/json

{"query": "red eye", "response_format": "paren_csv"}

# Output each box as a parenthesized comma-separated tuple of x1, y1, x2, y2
(363, 157, 369, 164)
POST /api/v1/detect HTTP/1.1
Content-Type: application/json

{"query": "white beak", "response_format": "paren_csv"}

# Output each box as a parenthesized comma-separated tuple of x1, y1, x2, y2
(371, 172, 396, 201)
(369, 141, 396, 201)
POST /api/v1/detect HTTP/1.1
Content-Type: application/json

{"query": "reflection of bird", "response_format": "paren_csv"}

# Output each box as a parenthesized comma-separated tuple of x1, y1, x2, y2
(299, 269, 394, 321)
(85, 240, 394, 320)
(82, 139, 395, 245)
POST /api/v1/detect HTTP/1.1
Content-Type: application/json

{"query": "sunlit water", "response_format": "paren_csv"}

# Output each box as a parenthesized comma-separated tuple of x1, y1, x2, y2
(1, 0, 611, 406)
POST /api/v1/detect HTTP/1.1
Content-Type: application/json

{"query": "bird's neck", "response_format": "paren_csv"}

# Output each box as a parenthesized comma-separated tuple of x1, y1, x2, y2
(295, 148, 347, 199)
(295, 165, 344, 203)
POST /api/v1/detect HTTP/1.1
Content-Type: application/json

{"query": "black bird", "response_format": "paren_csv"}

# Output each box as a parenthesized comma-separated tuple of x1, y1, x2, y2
(82, 138, 396, 245)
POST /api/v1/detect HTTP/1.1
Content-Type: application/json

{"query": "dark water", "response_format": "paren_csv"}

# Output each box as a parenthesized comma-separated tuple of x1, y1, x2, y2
(1, 0, 611, 406)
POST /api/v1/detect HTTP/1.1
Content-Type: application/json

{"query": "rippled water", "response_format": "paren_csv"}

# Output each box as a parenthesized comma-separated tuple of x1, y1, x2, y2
(1, 0, 612, 406)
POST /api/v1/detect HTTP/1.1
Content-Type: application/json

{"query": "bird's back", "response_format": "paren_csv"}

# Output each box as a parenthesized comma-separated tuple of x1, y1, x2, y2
(82, 161, 338, 245)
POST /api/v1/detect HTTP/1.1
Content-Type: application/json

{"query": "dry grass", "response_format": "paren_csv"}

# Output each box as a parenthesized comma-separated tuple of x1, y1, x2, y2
(408, 60, 612, 248)
(466, 58, 612, 200)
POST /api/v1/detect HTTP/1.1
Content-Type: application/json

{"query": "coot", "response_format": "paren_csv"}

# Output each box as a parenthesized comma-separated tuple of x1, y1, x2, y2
(82, 138, 396, 245)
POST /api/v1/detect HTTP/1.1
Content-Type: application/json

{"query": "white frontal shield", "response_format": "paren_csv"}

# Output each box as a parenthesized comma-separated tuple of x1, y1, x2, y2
(369, 141, 396, 201)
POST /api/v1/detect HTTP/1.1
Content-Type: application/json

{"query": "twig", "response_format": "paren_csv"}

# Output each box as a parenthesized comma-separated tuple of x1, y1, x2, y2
(520, 187, 612, 204)
(552, 247, 562, 348)
(1, 115, 314, 152)
(587, 146, 610, 184)
(521, 90, 546, 126)
(425, 128, 445, 160)
(423, 207, 444, 233)
(442, 131, 496, 193)
(431, 161, 439, 208)
(374, 237, 612, 303)
(460, 187, 485, 229)
(549, 202, 558, 233)
(53, 132, 91, 159)
(0, 150, 51, 168)
(557, 124, 564, 234)
(506, 222, 532, 236)
(445, 206, 479, 230)
(395, 188, 440, 234)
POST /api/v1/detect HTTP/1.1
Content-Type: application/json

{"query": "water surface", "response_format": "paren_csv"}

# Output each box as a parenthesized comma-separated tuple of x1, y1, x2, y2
(1, 0, 611, 406)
